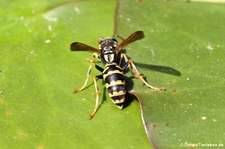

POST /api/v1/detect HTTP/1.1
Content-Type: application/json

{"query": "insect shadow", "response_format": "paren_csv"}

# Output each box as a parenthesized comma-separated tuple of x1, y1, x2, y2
(134, 62, 181, 76)
(121, 49, 182, 76)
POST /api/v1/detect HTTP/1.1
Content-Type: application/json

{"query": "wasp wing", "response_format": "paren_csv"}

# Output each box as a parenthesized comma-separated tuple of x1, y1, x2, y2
(117, 31, 145, 52)
(70, 42, 100, 53)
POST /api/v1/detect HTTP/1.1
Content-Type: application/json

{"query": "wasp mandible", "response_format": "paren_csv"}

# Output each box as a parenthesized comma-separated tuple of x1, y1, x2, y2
(70, 31, 165, 119)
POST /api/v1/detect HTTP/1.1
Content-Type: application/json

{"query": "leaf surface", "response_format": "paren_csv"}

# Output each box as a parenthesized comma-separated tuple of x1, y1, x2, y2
(0, 0, 151, 148)
(116, 0, 225, 148)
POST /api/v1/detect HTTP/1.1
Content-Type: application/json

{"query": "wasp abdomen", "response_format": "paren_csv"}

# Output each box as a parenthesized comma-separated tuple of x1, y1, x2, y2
(103, 63, 126, 109)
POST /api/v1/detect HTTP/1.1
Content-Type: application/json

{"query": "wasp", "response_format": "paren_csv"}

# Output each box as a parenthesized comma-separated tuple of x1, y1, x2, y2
(70, 31, 165, 119)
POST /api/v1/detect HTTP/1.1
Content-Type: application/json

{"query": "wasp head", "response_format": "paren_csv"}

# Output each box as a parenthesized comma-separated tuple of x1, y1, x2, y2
(98, 37, 118, 64)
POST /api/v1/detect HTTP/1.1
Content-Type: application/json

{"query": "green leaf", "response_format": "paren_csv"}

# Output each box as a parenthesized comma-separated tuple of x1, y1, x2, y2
(0, 0, 152, 149)
(116, 0, 225, 148)
(2, 0, 225, 148)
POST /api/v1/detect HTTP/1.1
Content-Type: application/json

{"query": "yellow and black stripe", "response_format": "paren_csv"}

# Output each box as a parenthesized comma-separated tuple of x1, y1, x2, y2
(103, 63, 126, 109)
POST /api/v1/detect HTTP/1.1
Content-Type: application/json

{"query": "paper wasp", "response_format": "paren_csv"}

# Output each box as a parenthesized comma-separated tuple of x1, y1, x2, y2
(70, 31, 165, 119)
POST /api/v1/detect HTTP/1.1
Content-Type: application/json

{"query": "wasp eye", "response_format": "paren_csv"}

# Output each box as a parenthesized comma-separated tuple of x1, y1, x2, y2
(97, 37, 104, 44)
(112, 38, 118, 43)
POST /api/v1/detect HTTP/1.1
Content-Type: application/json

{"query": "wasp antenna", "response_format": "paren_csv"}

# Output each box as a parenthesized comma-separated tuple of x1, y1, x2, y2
(116, 35, 125, 41)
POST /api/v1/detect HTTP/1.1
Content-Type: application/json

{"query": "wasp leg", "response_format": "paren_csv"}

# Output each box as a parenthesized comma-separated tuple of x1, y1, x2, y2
(89, 75, 103, 119)
(121, 54, 165, 91)
(73, 63, 93, 93)
(73, 55, 103, 93)
(95, 64, 104, 72)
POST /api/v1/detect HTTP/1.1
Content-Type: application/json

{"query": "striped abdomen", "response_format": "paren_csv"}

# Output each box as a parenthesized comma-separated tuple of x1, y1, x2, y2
(103, 63, 126, 109)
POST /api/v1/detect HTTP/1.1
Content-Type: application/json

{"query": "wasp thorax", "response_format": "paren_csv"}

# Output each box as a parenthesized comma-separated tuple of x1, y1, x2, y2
(99, 38, 118, 63)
